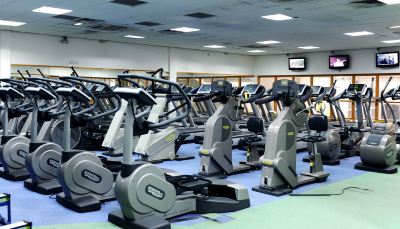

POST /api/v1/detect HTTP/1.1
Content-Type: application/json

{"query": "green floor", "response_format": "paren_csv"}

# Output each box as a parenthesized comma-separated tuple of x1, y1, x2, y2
(37, 170, 400, 229)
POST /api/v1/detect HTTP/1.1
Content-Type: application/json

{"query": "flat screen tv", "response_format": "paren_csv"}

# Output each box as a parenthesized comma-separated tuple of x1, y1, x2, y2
(376, 52, 399, 68)
(329, 55, 350, 69)
(289, 57, 306, 71)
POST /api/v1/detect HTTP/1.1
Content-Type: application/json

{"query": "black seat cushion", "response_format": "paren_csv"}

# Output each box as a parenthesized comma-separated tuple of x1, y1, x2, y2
(247, 117, 264, 134)
(308, 114, 328, 132)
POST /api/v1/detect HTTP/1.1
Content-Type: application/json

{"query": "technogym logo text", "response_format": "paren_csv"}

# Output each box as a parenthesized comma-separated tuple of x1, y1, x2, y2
(81, 170, 102, 183)
(47, 158, 60, 168)
(145, 185, 165, 200)
(17, 150, 27, 158)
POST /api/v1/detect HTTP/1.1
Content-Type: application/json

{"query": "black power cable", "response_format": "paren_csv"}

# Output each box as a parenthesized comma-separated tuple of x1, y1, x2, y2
(289, 186, 373, 196)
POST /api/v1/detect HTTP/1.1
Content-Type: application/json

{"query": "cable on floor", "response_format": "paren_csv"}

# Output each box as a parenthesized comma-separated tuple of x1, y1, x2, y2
(289, 186, 373, 196)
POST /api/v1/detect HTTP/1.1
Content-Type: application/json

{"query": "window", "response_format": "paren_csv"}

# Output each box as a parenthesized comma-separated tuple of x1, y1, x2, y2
(201, 77, 212, 85)
(226, 77, 240, 87)
(294, 76, 311, 85)
(355, 75, 376, 120)
(241, 77, 256, 86)
(378, 75, 400, 121)
(259, 77, 275, 89)
(189, 78, 200, 87)
(333, 76, 353, 119)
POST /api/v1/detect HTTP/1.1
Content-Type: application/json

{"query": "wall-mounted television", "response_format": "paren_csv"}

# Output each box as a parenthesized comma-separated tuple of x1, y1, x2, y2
(288, 57, 306, 71)
(329, 55, 350, 69)
(376, 52, 399, 68)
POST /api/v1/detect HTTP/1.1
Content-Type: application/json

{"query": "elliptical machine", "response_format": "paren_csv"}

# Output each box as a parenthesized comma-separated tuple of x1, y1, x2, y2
(198, 80, 263, 177)
(55, 77, 122, 212)
(355, 77, 398, 174)
(109, 74, 250, 229)
(252, 80, 329, 196)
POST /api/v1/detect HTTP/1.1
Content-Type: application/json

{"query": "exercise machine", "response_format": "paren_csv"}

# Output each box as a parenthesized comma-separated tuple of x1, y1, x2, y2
(55, 77, 122, 212)
(198, 80, 262, 177)
(252, 80, 329, 196)
(355, 77, 398, 173)
(109, 74, 250, 229)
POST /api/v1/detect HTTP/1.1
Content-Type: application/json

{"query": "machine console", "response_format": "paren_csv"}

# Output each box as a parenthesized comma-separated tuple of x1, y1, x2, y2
(197, 84, 212, 94)
(272, 80, 297, 97)
(311, 86, 322, 96)
(114, 87, 156, 106)
(393, 85, 400, 100)
(297, 84, 307, 96)
(347, 84, 367, 95)
(241, 84, 260, 95)
(56, 87, 91, 103)
(211, 80, 232, 96)
(0, 87, 24, 99)
(24, 87, 56, 100)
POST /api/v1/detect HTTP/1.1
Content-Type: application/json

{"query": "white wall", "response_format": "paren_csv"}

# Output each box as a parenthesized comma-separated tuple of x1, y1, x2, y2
(255, 48, 400, 76)
(3, 30, 255, 80)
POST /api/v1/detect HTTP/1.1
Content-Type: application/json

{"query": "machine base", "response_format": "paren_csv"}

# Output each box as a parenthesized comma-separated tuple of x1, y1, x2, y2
(302, 156, 340, 166)
(56, 193, 104, 213)
(109, 210, 170, 229)
(24, 179, 62, 195)
(354, 162, 398, 174)
(140, 155, 195, 164)
(338, 149, 358, 159)
(252, 185, 293, 196)
(0, 169, 30, 181)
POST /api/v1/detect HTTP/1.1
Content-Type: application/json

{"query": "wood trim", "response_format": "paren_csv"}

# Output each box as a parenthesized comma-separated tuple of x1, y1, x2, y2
(11, 64, 166, 73)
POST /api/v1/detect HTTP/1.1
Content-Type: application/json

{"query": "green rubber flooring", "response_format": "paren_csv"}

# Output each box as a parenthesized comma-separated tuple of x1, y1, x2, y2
(37, 169, 400, 229)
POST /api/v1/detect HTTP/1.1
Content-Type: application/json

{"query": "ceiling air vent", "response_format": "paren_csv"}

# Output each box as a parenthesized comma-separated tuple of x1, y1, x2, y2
(185, 12, 215, 19)
(136, 21, 160, 26)
(111, 0, 147, 7)
(350, 0, 385, 8)
(88, 24, 129, 32)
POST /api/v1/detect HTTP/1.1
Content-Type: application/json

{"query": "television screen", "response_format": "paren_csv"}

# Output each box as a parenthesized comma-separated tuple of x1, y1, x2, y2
(376, 52, 399, 67)
(329, 55, 349, 69)
(289, 58, 306, 70)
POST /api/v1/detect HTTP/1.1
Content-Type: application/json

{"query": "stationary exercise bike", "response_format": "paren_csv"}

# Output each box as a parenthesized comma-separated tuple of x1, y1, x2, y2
(24, 78, 72, 194)
(198, 80, 262, 177)
(109, 74, 250, 229)
(55, 77, 122, 212)
(253, 80, 329, 196)
(0, 79, 38, 181)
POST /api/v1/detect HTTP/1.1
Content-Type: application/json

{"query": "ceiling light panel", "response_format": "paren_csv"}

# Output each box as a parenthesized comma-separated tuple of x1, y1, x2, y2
(170, 27, 200, 32)
(247, 50, 267, 53)
(124, 35, 145, 39)
(381, 39, 400, 43)
(0, 20, 25, 26)
(203, 45, 225, 48)
(344, 31, 374, 36)
(256, 40, 281, 45)
(32, 6, 72, 15)
(298, 46, 319, 49)
(262, 14, 293, 21)
(378, 0, 400, 4)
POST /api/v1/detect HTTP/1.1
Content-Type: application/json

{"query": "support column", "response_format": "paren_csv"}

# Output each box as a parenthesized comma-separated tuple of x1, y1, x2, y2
(0, 30, 11, 78)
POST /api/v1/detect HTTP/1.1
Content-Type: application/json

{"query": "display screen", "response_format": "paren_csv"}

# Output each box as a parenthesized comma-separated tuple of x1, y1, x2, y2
(312, 86, 321, 95)
(376, 52, 399, 67)
(347, 84, 366, 92)
(242, 84, 259, 95)
(297, 84, 306, 95)
(289, 58, 306, 70)
(197, 84, 212, 94)
(329, 55, 350, 69)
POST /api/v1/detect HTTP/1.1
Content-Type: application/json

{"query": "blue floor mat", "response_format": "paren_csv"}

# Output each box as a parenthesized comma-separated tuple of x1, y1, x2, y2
(0, 143, 366, 226)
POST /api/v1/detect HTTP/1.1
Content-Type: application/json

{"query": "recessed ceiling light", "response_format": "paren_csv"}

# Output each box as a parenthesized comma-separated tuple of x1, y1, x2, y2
(0, 20, 25, 27)
(378, 0, 400, 4)
(344, 31, 374, 37)
(381, 39, 400, 43)
(32, 6, 72, 15)
(247, 50, 267, 53)
(74, 22, 83, 26)
(256, 40, 281, 45)
(389, 25, 400, 29)
(124, 35, 145, 39)
(170, 27, 200, 33)
(262, 14, 293, 21)
(203, 45, 225, 49)
(298, 46, 319, 50)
